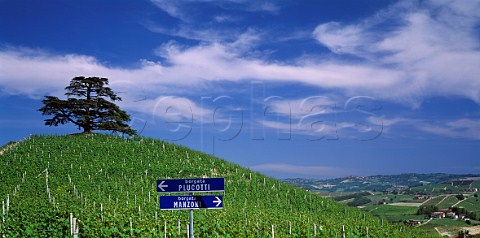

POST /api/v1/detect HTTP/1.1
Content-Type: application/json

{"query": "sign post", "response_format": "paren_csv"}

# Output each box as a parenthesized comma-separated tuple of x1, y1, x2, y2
(156, 178, 224, 238)
(156, 178, 225, 193)
(159, 195, 223, 210)
(189, 209, 193, 238)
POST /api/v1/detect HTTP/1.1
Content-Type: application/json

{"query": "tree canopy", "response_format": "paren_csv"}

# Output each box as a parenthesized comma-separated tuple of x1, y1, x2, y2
(39, 76, 136, 135)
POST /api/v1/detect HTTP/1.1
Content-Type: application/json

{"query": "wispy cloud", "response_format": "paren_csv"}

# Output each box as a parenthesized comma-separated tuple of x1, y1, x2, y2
(149, 0, 190, 23)
(147, 0, 279, 43)
(6, 1, 479, 107)
(246, 1, 279, 14)
(0, 42, 408, 101)
(144, 23, 238, 43)
(0, 48, 208, 123)
(255, 96, 387, 140)
(262, 96, 336, 119)
(418, 118, 480, 140)
(0, 48, 106, 98)
(365, 116, 480, 141)
(250, 163, 358, 178)
(153, 41, 406, 92)
(121, 96, 211, 122)
(1, 0, 479, 141)
(313, 0, 480, 105)
(150, 0, 280, 23)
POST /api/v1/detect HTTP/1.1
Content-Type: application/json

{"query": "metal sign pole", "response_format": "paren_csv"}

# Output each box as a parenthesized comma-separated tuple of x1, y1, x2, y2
(189, 191, 194, 238)
(189, 208, 194, 238)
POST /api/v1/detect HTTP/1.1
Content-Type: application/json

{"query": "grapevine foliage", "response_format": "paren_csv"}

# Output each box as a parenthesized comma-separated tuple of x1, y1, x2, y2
(0, 134, 439, 237)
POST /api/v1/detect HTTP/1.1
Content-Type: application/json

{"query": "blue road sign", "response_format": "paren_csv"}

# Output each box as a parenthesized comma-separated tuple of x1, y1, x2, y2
(156, 178, 224, 193)
(160, 195, 223, 210)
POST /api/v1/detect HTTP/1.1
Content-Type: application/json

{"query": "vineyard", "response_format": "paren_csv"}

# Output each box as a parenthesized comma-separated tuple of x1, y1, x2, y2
(0, 134, 439, 237)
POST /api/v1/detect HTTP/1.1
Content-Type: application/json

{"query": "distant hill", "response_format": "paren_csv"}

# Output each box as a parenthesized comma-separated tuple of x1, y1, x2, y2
(0, 134, 437, 237)
(283, 173, 480, 193)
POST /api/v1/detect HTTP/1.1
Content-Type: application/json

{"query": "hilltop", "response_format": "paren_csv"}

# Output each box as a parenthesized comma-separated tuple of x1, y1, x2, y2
(0, 134, 438, 237)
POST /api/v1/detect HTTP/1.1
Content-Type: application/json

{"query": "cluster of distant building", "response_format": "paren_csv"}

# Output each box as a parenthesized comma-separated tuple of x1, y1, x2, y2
(382, 186, 479, 195)
(462, 188, 479, 193)
(413, 195, 431, 200)
(404, 187, 479, 226)
(430, 210, 467, 220)
(406, 210, 468, 226)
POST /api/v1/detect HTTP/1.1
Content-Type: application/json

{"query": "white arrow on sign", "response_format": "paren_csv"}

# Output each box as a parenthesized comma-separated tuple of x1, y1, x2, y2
(158, 181, 168, 192)
(213, 196, 222, 207)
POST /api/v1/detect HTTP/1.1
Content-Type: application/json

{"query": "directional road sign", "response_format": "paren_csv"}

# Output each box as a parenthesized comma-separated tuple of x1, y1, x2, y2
(156, 178, 224, 193)
(160, 195, 223, 210)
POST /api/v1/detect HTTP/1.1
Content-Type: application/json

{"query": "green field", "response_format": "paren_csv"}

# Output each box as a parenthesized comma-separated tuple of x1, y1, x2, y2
(366, 194, 418, 205)
(363, 205, 425, 223)
(420, 194, 479, 211)
(363, 203, 478, 236)
(422, 195, 447, 207)
(418, 218, 470, 232)
(437, 195, 461, 210)
(0, 134, 439, 237)
(333, 192, 423, 207)
(360, 193, 480, 236)
(457, 194, 480, 212)
(368, 205, 418, 216)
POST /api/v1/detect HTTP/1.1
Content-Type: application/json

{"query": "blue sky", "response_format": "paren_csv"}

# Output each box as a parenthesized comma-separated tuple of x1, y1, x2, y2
(1, 0, 479, 179)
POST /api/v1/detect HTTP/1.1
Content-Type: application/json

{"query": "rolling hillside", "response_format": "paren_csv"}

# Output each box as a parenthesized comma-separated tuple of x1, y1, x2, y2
(0, 134, 438, 237)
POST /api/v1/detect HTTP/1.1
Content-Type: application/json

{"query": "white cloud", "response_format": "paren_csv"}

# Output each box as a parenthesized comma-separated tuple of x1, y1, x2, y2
(0, 49, 111, 98)
(2, 14, 477, 110)
(149, 0, 190, 22)
(247, 1, 279, 14)
(121, 96, 210, 123)
(419, 118, 480, 140)
(257, 98, 387, 140)
(260, 119, 340, 140)
(145, 23, 238, 43)
(2, 0, 480, 131)
(154, 41, 406, 95)
(375, 116, 408, 127)
(250, 163, 357, 177)
(313, 0, 480, 104)
(0, 45, 412, 140)
(262, 96, 336, 119)
(313, 22, 365, 55)
(0, 48, 162, 97)
(0, 48, 207, 123)
(258, 96, 339, 139)
(365, 116, 480, 140)
(150, 0, 279, 23)
(214, 14, 238, 23)
(256, 96, 390, 140)
(147, 0, 279, 43)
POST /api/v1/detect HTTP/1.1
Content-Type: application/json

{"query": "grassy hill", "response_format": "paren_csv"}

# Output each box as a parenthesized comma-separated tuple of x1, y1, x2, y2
(0, 134, 438, 237)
